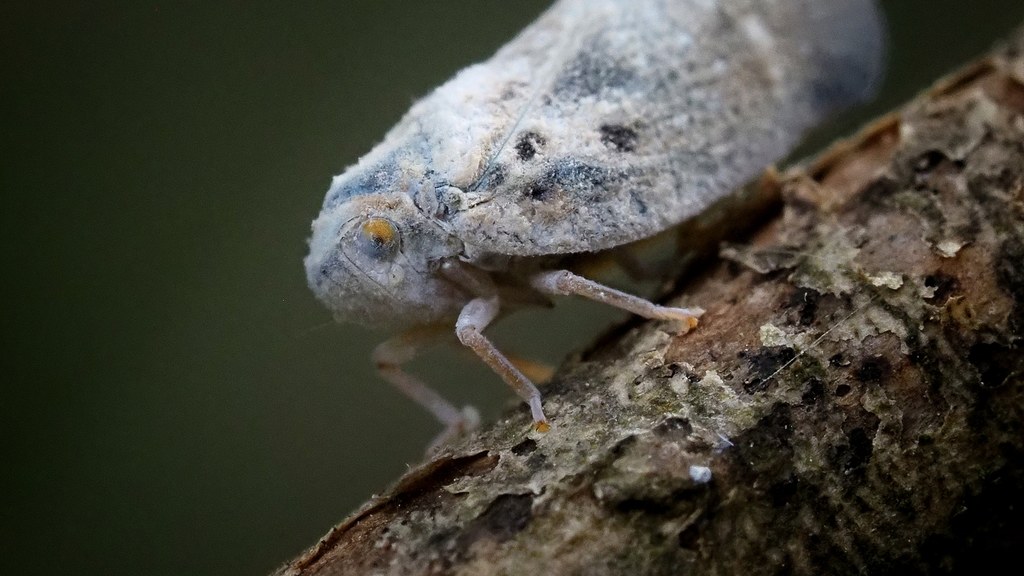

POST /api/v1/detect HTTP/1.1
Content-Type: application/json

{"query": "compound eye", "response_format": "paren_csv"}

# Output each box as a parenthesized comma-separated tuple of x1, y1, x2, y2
(355, 217, 400, 260)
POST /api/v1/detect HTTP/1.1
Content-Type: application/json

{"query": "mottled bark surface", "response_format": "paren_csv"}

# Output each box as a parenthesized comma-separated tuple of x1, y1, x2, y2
(275, 28, 1024, 576)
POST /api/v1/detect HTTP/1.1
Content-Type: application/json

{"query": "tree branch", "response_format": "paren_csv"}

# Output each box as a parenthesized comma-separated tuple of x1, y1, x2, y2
(275, 26, 1024, 576)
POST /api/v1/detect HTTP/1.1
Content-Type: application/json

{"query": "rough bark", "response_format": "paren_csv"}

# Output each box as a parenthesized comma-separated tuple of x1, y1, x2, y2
(275, 27, 1024, 576)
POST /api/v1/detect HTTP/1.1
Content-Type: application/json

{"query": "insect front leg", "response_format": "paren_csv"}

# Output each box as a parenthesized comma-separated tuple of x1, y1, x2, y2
(530, 270, 705, 331)
(455, 295, 550, 432)
(373, 326, 480, 450)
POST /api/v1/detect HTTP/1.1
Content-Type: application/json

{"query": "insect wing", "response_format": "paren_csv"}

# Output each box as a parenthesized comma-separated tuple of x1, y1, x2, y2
(433, 0, 885, 256)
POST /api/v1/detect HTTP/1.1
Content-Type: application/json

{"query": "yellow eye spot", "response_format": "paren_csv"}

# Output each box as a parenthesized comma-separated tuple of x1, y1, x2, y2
(361, 217, 398, 247)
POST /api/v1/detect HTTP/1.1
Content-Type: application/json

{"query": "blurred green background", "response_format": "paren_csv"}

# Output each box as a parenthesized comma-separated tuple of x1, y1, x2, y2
(3, 1, 1023, 574)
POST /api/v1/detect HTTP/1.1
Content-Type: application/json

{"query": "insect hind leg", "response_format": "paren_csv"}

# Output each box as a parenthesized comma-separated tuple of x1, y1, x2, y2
(373, 326, 480, 451)
(530, 269, 704, 331)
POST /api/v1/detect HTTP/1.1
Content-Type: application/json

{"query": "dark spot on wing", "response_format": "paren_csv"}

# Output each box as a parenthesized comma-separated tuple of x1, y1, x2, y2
(553, 47, 638, 98)
(599, 124, 639, 152)
(527, 181, 552, 200)
(322, 155, 401, 210)
(525, 159, 609, 201)
(489, 164, 507, 186)
(473, 163, 507, 190)
(514, 132, 545, 161)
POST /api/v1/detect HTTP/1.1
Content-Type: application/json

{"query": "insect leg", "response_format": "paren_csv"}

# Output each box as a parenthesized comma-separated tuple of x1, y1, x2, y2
(455, 295, 550, 432)
(373, 326, 480, 447)
(530, 270, 705, 330)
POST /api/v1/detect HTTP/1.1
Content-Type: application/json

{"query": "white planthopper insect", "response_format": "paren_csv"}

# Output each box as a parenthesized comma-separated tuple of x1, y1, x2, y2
(305, 0, 886, 441)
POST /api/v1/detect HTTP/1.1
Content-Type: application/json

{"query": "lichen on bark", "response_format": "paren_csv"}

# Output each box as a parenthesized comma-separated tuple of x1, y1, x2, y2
(275, 27, 1024, 576)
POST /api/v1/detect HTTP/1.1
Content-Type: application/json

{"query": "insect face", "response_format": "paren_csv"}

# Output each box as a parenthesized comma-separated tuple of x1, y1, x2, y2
(305, 192, 467, 329)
